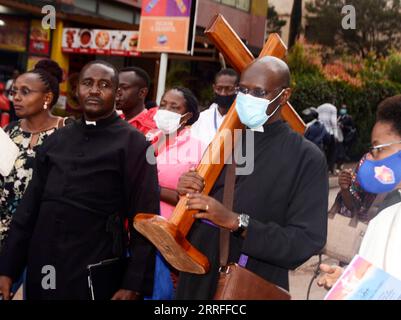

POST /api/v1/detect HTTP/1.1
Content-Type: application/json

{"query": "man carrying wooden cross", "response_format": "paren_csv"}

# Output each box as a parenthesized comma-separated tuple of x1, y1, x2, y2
(175, 56, 329, 299)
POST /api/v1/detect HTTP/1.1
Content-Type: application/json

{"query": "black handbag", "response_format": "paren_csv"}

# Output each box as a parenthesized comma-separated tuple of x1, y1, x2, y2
(87, 257, 128, 300)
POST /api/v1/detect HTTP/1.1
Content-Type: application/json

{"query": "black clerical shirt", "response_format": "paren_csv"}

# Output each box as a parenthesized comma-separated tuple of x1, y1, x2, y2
(176, 120, 328, 299)
(0, 112, 159, 299)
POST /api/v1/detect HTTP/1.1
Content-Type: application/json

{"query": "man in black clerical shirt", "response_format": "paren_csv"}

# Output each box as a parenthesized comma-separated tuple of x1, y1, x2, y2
(0, 61, 159, 300)
(175, 56, 328, 299)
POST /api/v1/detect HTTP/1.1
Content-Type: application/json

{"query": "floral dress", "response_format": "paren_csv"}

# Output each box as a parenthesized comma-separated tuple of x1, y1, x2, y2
(0, 121, 59, 246)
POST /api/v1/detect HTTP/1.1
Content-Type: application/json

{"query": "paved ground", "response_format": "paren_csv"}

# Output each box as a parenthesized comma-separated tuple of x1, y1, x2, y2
(289, 170, 345, 300)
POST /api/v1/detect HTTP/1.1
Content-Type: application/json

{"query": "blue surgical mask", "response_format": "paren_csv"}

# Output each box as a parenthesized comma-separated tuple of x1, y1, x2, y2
(340, 109, 347, 115)
(235, 90, 285, 129)
(357, 151, 401, 193)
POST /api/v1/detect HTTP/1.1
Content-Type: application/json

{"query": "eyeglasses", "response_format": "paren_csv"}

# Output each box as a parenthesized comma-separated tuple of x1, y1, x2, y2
(236, 86, 285, 99)
(368, 140, 401, 157)
(9, 87, 44, 97)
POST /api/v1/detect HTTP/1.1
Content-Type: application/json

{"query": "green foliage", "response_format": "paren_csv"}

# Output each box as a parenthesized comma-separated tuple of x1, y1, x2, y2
(359, 53, 387, 82)
(385, 51, 401, 84)
(165, 61, 216, 109)
(290, 73, 401, 159)
(166, 62, 191, 88)
(287, 42, 322, 76)
(346, 80, 401, 157)
(289, 41, 401, 159)
(266, 5, 287, 35)
(198, 86, 214, 111)
(305, 0, 344, 48)
(306, 0, 401, 57)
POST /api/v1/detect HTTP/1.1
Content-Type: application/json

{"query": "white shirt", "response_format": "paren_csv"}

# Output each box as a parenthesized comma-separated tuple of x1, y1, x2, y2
(359, 199, 401, 280)
(0, 127, 19, 177)
(317, 103, 338, 139)
(190, 103, 225, 146)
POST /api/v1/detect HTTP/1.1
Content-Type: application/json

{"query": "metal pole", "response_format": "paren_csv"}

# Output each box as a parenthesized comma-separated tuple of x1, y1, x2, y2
(156, 52, 168, 105)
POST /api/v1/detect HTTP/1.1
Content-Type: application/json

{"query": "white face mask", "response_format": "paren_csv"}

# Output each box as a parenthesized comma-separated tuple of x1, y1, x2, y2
(235, 89, 285, 129)
(154, 109, 185, 134)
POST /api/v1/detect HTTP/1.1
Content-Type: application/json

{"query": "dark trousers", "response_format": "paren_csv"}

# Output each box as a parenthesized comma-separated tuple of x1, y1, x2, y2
(325, 135, 337, 173)
(336, 141, 346, 168)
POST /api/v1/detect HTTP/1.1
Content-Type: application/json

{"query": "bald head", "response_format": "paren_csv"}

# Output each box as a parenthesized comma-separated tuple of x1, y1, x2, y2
(243, 56, 290, 89)
(238, 56, 292, 124)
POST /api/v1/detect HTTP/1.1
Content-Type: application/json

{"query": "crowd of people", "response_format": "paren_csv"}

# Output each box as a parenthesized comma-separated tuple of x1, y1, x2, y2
(303, 102, 357, 176)
(0, 55, 400, 300)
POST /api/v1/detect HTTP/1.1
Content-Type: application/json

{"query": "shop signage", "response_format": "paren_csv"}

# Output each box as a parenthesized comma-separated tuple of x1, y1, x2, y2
(29, 20, 51, 55)
(0, 16, 29, 52)
(62, 28, 139, 56)
(138, 0, 197, 54)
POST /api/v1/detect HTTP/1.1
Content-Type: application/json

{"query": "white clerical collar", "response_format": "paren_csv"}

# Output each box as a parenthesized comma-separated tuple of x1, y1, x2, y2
(85, 120, 96, 126)
(251, 126, 264, 132)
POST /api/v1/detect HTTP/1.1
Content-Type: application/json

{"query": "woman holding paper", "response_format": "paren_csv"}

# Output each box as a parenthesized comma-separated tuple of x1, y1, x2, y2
(318, 95, 401, 289)
(0, 59, 66, 248)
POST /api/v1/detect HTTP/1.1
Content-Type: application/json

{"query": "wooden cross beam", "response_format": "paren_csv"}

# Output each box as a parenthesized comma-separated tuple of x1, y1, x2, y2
(205, 15, 305, 135)
(134, 15, 306, 275)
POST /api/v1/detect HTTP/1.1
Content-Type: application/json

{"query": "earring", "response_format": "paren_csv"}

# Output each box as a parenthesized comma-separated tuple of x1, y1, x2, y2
(43, 101, 48, 110)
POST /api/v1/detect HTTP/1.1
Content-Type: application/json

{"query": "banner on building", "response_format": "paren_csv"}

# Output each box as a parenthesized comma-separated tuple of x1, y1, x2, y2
(137, 0, 198, 54)
(29, 20, 51, 55)
(0, 16, 29, 52)
(62, 28, 140, 56)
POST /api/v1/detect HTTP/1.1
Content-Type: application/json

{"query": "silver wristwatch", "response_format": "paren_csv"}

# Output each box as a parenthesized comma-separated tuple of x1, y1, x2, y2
(233, 213, 250, 236)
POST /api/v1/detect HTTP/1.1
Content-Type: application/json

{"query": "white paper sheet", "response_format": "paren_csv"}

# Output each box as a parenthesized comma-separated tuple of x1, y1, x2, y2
(0, 127, 19, 177)
(325, 255, 401, 300)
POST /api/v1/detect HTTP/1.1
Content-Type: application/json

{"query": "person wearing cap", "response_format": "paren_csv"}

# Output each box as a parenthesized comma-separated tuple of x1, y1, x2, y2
(302, 107, 330, 151)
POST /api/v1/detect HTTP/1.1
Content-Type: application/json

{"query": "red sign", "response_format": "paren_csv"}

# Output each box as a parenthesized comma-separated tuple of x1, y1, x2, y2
(62, 28, 140, 57)
(29, 20, 50, 55)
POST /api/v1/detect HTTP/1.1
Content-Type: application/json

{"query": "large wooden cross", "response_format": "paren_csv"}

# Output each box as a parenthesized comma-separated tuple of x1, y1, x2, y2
(134, 15, 306, 275)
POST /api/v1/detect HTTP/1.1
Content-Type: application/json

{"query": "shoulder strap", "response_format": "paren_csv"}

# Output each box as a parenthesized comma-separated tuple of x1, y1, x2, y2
(347, 192, 389, 227)
(365, 192, 389, 222)
(219, 162, 236, 267)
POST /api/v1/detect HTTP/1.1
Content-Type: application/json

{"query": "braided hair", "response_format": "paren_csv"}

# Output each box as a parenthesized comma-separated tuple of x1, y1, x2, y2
(170, 87, 200, 125)
(29, 59, 63, 108)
